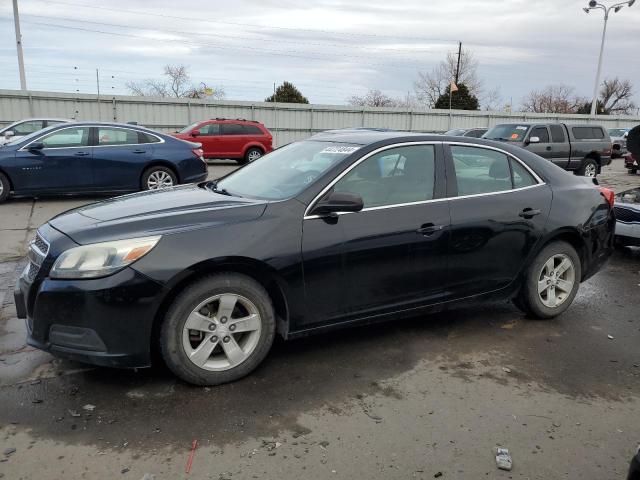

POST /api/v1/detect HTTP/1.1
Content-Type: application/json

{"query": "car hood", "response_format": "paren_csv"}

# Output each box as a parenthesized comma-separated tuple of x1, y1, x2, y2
(615, 187, 640, 209)
(48, 184, 268, 244)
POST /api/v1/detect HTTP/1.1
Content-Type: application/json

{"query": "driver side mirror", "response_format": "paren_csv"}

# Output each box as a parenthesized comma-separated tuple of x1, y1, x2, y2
(28, 142, 44, 151)
(310, 191, 364, 216)
(191, 129, 200, 137)
(4, 130, 14, 139)
(527, 136, 540, 144)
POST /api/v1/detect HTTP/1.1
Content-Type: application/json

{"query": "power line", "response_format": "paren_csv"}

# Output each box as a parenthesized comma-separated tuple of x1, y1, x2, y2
(0, 17, 423, 70)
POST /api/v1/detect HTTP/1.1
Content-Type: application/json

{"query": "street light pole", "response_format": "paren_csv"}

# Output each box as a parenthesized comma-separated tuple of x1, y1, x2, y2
(12, 0, 27, 90)
(583, 0, 635, 116)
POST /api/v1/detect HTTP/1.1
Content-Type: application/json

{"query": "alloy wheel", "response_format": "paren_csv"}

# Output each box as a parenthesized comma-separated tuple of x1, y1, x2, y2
(147, 170, 174, 189)
(247, 150, 262, 162)
(537, 253, 575, 308)
(584, 163, 597, 177)
(182, 293, 262, 371)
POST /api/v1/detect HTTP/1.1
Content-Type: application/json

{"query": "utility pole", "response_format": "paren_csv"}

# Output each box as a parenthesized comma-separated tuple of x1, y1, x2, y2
(96, 68, 101, 121)
(454, 41, 462, 85)
(12, 0, 27, 90)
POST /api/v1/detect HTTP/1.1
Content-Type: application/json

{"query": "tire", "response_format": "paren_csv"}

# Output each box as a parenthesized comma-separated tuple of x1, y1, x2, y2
(514, 241, 581, 319)
(141, 166, 177, 191)
(577, 158, 598, 177)
(160, 273, 276, 386)
(0, 171, 10, 203)
(244, 147, 263, 164)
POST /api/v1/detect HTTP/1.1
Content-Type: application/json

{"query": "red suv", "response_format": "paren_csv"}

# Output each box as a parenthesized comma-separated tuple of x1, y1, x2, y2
(172, 119, 273, 164)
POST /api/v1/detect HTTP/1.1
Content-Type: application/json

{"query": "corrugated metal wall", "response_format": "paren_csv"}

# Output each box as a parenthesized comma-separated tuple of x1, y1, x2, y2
(1, 89, 638, 147)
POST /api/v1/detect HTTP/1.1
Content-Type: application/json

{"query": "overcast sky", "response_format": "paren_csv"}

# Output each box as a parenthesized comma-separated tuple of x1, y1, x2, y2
(0, 0, 638, 110)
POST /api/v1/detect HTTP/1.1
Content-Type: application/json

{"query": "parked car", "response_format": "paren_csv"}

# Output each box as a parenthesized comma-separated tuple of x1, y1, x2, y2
(444, 127, 488, 138)
(14, 130, 615, 385)
(172, 118, 273, 164)
(614, 187, 640, 247)
(625, 125, 640, 174)
(0, 118, 70, 146)
(625, 153, 639, 174)
(608, 127, 630, 157)
(0, 122, 207, 202)
(483, 123, 612, 177)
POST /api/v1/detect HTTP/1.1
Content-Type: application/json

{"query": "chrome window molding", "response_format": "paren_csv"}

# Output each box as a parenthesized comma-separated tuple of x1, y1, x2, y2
(303, 140, 547, 220)
(19, 125, 164, 151)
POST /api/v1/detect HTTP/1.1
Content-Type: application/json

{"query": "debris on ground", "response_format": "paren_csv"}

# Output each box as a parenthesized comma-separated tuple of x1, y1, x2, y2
(83, 404, 96, 411)
(502, 367, 512, 374)
(139, 475, 155, 480)
(185, 439, 198, 474)
(3, 448, 16, 456)
(121, 467, 130, 474)
(494, 447, 513, 471)
(434, 472, 443, 478)
(608, 335, 614, 340)
(68, 409, 81, 417)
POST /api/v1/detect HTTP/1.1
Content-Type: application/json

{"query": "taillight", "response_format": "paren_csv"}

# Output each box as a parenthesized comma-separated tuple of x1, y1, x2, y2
(192, 147, 204, 159)
(599, 187, 615, 207)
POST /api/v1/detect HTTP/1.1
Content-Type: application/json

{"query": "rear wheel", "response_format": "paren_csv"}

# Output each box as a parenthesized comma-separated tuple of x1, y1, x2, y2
(577, 158, 598, 177)
(160, 273, 276, 385)
(0, 172, 10, 203)
(514, 241, 581, 319)
(244, 147, 263, 164)
(142, 166, 177, 190)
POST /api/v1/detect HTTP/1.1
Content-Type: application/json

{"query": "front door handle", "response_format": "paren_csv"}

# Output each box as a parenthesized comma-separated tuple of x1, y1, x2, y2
(132, 149, 146, 154)
(545, 146, 552, 151)
(416, 223, 444, 236)
(74, 151, 90, 156)
(519, 208, 542, 219)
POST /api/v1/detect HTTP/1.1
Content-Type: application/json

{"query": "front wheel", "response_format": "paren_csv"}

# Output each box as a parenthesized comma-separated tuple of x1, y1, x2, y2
(577, 158, 598, 177)
(244, 147, 263, 164)
(160, 273, 276, 385)
(514, 241, 581, 319)
(0, 171, 10, 203)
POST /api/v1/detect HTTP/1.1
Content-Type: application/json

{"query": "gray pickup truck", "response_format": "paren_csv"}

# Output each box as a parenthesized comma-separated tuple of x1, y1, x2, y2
(483, 123, 612, 177)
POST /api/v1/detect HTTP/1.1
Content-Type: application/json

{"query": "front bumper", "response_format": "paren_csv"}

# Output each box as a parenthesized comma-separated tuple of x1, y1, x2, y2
(15, 261, 166, 369)
(615, 220, 640, 243)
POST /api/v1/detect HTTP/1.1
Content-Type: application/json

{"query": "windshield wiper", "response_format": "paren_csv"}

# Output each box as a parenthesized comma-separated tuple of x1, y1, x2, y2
(206, 181, 241, 197)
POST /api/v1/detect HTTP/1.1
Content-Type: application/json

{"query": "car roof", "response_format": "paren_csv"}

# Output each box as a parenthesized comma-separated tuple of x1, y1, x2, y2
(311, 129, 430, 145)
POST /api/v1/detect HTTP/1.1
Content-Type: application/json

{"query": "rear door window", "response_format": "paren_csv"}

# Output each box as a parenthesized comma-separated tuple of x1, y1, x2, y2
(451, 146, 512, 196)
(221, 123, 245, 135)
(97, 128, 139, 145)
(531, 126, 550, 143)
(549, 124, 566, 143)
(200, 123, 220, 135)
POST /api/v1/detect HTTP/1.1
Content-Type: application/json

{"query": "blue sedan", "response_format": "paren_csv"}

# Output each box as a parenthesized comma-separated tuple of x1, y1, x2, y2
(0, 122, 208, 202)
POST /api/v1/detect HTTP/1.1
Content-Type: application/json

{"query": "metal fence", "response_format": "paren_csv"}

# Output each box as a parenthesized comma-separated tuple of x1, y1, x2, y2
(1, 89, 638, 147)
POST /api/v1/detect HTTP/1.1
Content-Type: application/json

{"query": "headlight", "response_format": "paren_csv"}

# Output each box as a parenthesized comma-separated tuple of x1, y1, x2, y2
(50, 236, 161, 279)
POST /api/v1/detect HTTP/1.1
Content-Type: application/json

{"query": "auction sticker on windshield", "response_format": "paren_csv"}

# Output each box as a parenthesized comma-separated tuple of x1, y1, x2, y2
(320, 146, 360, 154)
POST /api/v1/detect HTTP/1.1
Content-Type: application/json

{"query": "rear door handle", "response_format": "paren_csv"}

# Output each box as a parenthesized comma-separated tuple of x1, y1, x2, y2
(545, 146, 552, 151)
(519, 208, 542, 219)
(416, 223, 444, 236)
(74, 151, 90, 156)
(132, 149, 146, 154)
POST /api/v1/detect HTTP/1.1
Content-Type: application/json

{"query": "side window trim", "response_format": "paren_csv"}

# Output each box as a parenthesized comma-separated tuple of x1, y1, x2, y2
(444, 142, 545, 200)
(303, 141, 444, 219)
(93, 127, 164, 147)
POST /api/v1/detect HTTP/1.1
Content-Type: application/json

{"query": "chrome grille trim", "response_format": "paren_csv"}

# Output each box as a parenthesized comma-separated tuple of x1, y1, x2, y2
(25, 230, 49, 283)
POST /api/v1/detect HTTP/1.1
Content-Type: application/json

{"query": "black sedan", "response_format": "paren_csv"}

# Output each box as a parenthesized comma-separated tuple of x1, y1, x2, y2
(14, 130, 615, 385)
(0, 122, 208, 202)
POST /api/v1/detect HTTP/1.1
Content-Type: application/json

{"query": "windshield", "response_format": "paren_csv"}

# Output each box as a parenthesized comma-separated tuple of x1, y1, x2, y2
(608, 128, 628, 137)
(215, 140, 361, 200)
(177, 122, 201, 133)
(483, 124, 530, 142)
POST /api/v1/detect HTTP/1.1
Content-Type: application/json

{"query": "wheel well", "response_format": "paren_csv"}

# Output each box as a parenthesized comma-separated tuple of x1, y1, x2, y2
(0, 168, 13, 190)
(244, 145, 264, 156)
(584, 151, 601, 165)
(149, 260, 289, 356)
(141, 161, 181, 186)
(536, 230, 587, 276)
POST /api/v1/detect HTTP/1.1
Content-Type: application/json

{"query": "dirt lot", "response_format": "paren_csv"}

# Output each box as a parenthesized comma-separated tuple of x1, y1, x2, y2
(0, 159, 639, 479)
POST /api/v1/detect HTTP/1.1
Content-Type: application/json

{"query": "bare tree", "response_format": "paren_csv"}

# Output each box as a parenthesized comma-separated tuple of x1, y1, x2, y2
(413, 47, 482, 107)
(599, 77, 635, 115)
(126, 64, 225, 100)
(521, 84, 584, 114)
(348, 89, 399, 107)
(481, 87, 503, 111)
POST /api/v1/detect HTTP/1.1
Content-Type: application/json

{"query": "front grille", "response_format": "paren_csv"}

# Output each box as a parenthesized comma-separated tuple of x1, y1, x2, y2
(24, 231, 49, 283)
(614, 206, 640, 223)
